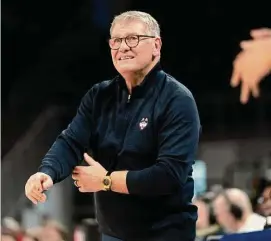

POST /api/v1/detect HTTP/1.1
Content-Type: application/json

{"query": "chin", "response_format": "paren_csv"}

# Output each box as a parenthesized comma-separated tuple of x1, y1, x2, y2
(117, 64, 139, 74)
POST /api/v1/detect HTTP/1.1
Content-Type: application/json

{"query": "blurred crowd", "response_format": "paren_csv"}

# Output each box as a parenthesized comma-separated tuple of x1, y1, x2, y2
(1, 217, 69, 241)
(2, 177, 270, 241)
(194, 178, 271, 241)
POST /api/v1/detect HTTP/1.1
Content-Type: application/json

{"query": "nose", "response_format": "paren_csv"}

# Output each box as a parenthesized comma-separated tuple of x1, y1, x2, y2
(118, 39, 130, 52)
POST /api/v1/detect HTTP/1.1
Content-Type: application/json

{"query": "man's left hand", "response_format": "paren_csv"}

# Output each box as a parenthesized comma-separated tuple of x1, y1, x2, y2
(72, 153, 107, 192)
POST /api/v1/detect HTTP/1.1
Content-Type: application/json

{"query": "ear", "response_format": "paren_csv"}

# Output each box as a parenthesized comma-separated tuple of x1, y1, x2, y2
(153, 37, 162, 57)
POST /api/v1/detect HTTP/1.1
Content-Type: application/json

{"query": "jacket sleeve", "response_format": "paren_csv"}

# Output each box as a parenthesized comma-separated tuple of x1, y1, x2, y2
(38, 88, 95, 183)
(126, 94, 201, 196)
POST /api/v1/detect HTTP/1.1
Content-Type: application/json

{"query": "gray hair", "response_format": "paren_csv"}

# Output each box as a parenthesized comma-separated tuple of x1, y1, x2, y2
(110, 11, 160, 37)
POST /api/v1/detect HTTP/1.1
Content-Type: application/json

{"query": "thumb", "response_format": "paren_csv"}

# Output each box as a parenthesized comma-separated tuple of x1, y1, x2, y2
(240, 40, 255, 50)
(250, 28, 271, 39)
(84, 153, 97, 166)
(40, 174, 53, 190)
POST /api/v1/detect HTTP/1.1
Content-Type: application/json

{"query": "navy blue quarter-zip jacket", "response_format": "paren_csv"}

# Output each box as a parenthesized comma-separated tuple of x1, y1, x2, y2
(39, 62, 201, 241)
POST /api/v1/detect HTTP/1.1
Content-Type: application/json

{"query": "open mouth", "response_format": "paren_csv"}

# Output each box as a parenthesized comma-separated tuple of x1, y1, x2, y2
(118, 56, 134, 61)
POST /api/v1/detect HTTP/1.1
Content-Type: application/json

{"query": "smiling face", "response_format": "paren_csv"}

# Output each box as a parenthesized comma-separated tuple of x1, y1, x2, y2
(110, 20, 161, 78)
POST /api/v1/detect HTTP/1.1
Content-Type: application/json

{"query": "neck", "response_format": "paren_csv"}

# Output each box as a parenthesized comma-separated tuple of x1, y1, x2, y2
(125, 71, 146, 93)
(123, 58, 159, 93)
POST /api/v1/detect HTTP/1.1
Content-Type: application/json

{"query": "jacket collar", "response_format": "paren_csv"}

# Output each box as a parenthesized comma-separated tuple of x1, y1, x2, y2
(117, 61, 163, 98)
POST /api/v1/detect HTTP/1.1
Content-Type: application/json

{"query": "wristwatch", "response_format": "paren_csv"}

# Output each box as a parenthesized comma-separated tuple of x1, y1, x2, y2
(102, 171, 112, 191)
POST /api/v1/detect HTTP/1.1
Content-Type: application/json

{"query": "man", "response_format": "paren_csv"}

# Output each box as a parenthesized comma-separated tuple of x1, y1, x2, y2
(25, 11, 201, 241)
(193, 193, 223, 241)
(1, 229, 17, 241)
(255, 178, 271, 229)
(38, 219, 68, 241)
(230, 28, 271, 104)
(213, 188, 266, 234)
(257, 180, 271, 217)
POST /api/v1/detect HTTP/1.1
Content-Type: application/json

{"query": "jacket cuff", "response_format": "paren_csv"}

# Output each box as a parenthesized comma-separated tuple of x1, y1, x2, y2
(38, 166, 57, 183)
(126, 170, 142, 195)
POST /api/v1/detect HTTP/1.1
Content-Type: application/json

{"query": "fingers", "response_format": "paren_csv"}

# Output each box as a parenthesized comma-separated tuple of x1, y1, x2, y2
(231, 28, 270, 103)
(74, 180, 81, 188)
(250, 28, 271, 39)
(29, 190, 47, 203)
(230, 67, 241, 87)
(233, 75, 260, 104)
(240, 38, 269, 51)
(25, 186, 46, 204)
(25, 174, 48, 204)
(42, 179, 53, 191)
(240, 40, 255, 50)
(83, 153, 97, 166)
(72, 173, 79, 180)
(240, 83, 251, 104)
(28, 196, 38, 205)
(73, 166, 83, 173)
(72, 173, 82, 189)
(78, 187, 87, 193)
(231, 52, 260, 104)
(251, 84, 260, 99)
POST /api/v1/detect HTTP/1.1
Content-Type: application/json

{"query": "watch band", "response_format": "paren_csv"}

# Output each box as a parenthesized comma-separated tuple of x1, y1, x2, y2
(106, 170, 113, 176)
(103, 170, 113, 191)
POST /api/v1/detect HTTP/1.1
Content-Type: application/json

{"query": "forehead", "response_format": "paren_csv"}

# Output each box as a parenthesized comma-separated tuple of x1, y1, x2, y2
(111, 20, 147, 37)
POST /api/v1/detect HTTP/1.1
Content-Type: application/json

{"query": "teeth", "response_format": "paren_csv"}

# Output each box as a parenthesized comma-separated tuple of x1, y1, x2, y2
(120, 56, 133, 60)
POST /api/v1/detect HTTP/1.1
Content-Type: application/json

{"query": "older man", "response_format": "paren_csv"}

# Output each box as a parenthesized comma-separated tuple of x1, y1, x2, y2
(213, 188, 266, 234)
(25, 11, 201, 241)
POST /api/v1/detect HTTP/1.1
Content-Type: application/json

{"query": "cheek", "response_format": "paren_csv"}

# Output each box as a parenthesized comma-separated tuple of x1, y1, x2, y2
(111, 51, 117, 61)
(136, 48, 153, 62)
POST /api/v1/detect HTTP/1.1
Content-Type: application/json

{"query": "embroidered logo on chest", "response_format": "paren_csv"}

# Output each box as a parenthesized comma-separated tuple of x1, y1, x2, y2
(139, 118, 148, 130)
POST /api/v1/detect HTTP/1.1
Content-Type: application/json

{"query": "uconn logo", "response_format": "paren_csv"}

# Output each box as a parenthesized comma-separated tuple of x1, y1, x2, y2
(139, 118, 148, 130)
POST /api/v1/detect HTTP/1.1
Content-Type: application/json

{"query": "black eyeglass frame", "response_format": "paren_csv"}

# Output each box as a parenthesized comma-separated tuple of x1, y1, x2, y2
(108, 34, 156, 50)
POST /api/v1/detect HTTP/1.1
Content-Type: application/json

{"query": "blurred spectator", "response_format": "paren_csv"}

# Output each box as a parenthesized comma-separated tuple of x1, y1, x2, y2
(39, 219, 68, 241)
(2, 217, 22, 235)
(254, 176, 271, 229)
(194, 192, 223, 240)
(213, 188, 266, 233)
(1, 227, 17, 241)
(256, 179, 271, 217)
(21, 233, 39, 241)
(23, 227, 42, 241)
(1, 217, 24, 241)
(193, 160, 207, 197)
(24, 226, 42, 241)
(1, 216, 70, 241)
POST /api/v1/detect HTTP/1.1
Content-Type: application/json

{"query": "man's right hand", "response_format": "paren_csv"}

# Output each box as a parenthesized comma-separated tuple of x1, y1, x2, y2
(25, 172, 53, 204)
(250, 28, 271, 40)
(230, 28, 271, 104)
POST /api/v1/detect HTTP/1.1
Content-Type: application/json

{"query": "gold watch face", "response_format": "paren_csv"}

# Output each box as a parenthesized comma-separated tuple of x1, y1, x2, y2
(103, 176, 112, 190)
(103, 178, 110, 186)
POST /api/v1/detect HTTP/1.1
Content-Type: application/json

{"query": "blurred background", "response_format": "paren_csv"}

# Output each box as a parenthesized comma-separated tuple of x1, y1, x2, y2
(1, 0, 271, 241)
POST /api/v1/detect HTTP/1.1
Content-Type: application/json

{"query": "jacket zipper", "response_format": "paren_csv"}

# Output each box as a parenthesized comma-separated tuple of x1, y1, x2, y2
(127, 94, 131, 103)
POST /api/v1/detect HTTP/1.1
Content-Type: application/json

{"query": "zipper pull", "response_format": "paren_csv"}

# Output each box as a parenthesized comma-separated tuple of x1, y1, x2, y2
(127, 94, 131, 103)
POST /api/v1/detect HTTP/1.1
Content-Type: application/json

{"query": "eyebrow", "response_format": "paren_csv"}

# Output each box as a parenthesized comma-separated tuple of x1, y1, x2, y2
(111, 32, 140, 38)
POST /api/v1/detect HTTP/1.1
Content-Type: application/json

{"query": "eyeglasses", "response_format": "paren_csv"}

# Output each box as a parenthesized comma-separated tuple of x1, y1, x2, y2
(257, 196, 271, 204)
(109, 35, 156, 50)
